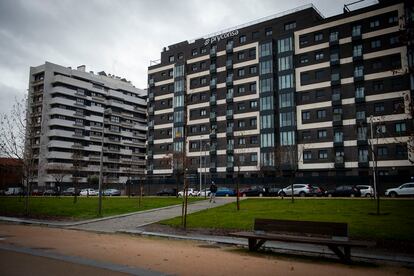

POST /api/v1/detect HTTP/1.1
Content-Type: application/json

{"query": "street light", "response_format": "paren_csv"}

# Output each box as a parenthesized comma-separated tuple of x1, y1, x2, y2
(98, 108, 111, 216)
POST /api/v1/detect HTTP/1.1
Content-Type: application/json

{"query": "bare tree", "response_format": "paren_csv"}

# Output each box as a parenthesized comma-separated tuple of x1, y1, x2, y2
(48, 163, 69, 197)
(0, 96, 37, 215)
(71, 149, 83, 203)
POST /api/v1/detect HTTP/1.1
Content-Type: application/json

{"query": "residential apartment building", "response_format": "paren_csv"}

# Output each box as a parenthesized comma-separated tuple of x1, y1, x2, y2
(27, 62, 147, 188)
(147, 1, 414, 185)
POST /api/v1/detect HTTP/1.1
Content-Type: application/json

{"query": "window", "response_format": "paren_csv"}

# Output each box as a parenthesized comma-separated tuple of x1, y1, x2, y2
(238, 52, 245, 60)
(330, 52, 339, 62)
(169, 55, 174, 62)
(314, 33, 323, 41)
(358, 148, 369, 162)
(238, 86, 245, 94)
(373, 81, 383, 91)
(260, 133, 275, 147)
(190, 142, 198, 149)
(111, 116, 120, 123)
(238, 121, 246, 128)
(278, 37, 292, 53)
(200, 109, 206, 116)
(318, 130, 327, 139)
(278, 56, 292, 71)
(301, 92, 310, 101)
(238, 138, 246, 145)
(259, 42, 272, 57)
(259, 60, 272, 75)
(174, 79, 184, 92)
(249, 66, 257, 74)
(370, 19, 380, 28)
(260, 96, 273, 111)
(302, 111, 310, 120)
(315, 70, 324, 79)
(173, 95, 184, 107)
(239, 35, 246, 43)
(315, 51, 324, 60)
(352, 25, 361, 37)
(250, 118, 257, 127)
(378, 147, 388, 157)
(302, 131, 311, 140)
(259, 78, 273, 93)
(280, 112, 295, 127)
(284, 21, 296, 31)
(200, 47, 207, 54)
(174, 110, 184, 123)
(200, 62, 206, 69)
(300, 36, 308, 46)
(200, 77, 207, 85)
(330, 31, 339, 42)
(279, 92, 294, 108)
(280, 131, 295, 145)
(299, 55, 308, 64)
(319, 150, 328, 159)
(250, 83, 256, 91)
(260, 115, 274, 129)
(316, 90, 324, 98)
(377, 124, 386, 134)
(304, 151, 312, 160)
(200, 125, 207, 132)
(265, 28, 272, 36)
(317, 110, 326, 119)
(278, 74, 293, 89)
(249, 48, 256, 58)
(174, 64, 184, 78)
(354, 66, 364, 78)
(355, 85, 365, 98)
(251, 153, 258, 162)
(331, 72, 340, 81)
(301, 73, 309, 83)
(372, 60, 382, 70)
(357, 126, 367, 140)
(371, 39, 381, 49)
(238, 68, 245, 77)
(238, 103, 245, 111)
(396, 145, 407, 157)
(389, 15, 398, 24)
(395, 122, 406, 133)
(191, 48, 198, 56)
(190, 126, 198, 133)
(356, 110, 366, 120)
(178, 53, 183, 60)
(390, 36, 399, 45)
(76, 98, 84, 105)
(334, 130, 343, 143)
(353, 45, 362, 57)
(250, 100, 257, 108)
(374, 103, 385, 113)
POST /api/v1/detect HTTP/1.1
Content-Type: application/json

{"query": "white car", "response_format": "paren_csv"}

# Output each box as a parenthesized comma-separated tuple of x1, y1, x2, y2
(80, 188, 98, 196)
(5, 187, 23, 195)
(178, 188, 198, 197)
(357, 185, 374, 197)
(279, 184, 312, 197)
(385, 183, 414, 198)
(197, 189, 210, 197)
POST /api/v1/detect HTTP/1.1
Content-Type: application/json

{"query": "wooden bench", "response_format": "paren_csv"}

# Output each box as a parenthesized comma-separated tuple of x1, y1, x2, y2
(230, 218, 374, 262)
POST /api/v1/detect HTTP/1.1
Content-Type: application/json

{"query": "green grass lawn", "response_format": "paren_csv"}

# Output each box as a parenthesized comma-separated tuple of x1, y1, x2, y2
(0, 196, 203, 220)
(161, 199, 414, 242)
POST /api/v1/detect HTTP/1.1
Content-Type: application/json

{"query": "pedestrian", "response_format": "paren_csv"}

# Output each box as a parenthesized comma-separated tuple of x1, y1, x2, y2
(210, 181, 217, 203)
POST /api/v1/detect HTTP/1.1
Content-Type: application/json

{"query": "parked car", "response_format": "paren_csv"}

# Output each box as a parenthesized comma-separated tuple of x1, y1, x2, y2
(43, 189, 56, 196)
(325, 185, 361, 197)
(62, 187, 77, 196)
(156, 188, 177, 196)
(197, 188, 210, 197)
(215, 187, 235, 197)
(357, 185, 374, 197)
(279, 184, 313, 197)
(5, 187, 23, 196)
(104, 189, 121, 196)
(31, 189, 43, 196)
(310, 186, 325, 197)
(178, 188, 198, 197)
(385, 183, 414, 197)
(80, 188, 98, 196)
(240, 186, 266, 197)
(265, 187, 281, 197)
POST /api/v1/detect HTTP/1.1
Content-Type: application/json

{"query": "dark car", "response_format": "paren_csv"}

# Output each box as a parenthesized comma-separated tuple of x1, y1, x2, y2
(265, 187, 281, 197)
(62, 187, 77, 196)
(215, 187, 235, 197)
(43, 189, 57, 196)
(326, 185, 361, 197)
(240, 186, 267, 197)
(310, 186, 325, 197)
(156, 188, 177, 196)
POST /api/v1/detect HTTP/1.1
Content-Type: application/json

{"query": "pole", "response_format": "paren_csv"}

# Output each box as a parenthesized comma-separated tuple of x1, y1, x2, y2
(98, 116, 105, 217)
(369, 116, 378, 201)
(199, 138, 202, 194)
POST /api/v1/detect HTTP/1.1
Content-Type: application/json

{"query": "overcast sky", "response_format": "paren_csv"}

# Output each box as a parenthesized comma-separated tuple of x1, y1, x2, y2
(0, 0, 378, 114)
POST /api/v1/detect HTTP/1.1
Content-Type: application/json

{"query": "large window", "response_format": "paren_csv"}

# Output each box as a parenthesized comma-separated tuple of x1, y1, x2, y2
(260, 133, 274, 147)
(278, 74, 293, 89)
(259, 42, 272, 57)
(280, 112, 295, 127)
(174, 65, 184, 78)
(260, 96, 273, 111)
(278, 56, 292, 71)
(260, 115, 274, 129)
(173, 127, 184, 138)
(173, 95, 184, 108)
(259, 60, 273, 75)
(174, 110, 184, 123)
(174, 79, 184, 92)
(279, 92, 294, 108)
(259, 78, 273, 93)
(280, 131, 295, 145)
(278, 37, 292, 53)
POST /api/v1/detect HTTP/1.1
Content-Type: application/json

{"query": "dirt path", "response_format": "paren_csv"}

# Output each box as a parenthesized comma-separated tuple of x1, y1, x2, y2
(0, 223, 412, 276)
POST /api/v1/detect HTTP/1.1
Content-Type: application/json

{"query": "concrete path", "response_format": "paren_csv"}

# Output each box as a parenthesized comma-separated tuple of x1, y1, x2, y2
(70, 197, 236, 233)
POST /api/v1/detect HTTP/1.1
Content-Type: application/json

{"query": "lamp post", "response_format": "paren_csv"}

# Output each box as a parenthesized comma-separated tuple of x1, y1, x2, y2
(369, 115, 378, 200)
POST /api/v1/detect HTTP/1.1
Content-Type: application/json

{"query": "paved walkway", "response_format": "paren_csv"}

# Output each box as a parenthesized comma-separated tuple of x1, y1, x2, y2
(69, 197, 236, 233)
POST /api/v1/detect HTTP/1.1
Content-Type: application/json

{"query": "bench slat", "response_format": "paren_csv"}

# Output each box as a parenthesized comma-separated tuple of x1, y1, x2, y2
(255, 219, 348, 238)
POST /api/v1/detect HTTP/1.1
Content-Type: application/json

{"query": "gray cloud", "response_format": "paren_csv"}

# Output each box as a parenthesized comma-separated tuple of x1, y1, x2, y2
(0, 0, 377, 114)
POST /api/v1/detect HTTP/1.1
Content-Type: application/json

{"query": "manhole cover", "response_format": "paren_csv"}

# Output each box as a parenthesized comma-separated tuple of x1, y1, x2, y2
(198, 244, 220, 249)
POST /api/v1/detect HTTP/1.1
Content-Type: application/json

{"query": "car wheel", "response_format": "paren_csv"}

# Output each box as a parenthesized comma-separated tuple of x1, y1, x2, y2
(389, 192, 397, 198)
(259, 193, 263, 197)
(365, 193, 371, 198)
(350, 193, 355, 198)
(299, 192, 306, 197)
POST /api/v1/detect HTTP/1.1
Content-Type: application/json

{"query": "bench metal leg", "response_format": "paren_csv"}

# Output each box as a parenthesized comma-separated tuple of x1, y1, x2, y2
(328, 245, 351, 263)
(248, 238, 266, 251)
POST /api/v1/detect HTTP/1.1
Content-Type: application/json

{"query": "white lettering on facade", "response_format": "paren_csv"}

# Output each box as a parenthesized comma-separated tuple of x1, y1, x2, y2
(204, 30, 239, 46)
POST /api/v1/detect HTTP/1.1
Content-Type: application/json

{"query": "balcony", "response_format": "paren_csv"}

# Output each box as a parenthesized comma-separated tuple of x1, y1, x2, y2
(209, 64, 216, 74)
(226, 59, 233, 70)
(335, 156, 344, 168)
(332, 114, 342, 126)
(226, 93, 233, 103)
(209, 112, 216, 122)
(210, 47, 217, 58)
(226, 144, 234, 151)
(352, 29, 362, 40)
(210, 95, 216, 105)
(226, 42, 234, 53)
(226, 76, 233, 86)
(333, 136, 343, 147)
(209, 79, 217, 90)
(329, 33, 339, 46)
(226, 127, 234, 135)
(226, 110, 233, 120)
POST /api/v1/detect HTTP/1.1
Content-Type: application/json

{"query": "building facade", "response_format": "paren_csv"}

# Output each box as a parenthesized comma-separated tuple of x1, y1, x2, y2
(147, 1, 414, 186)
(27, 62, 147, 188)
